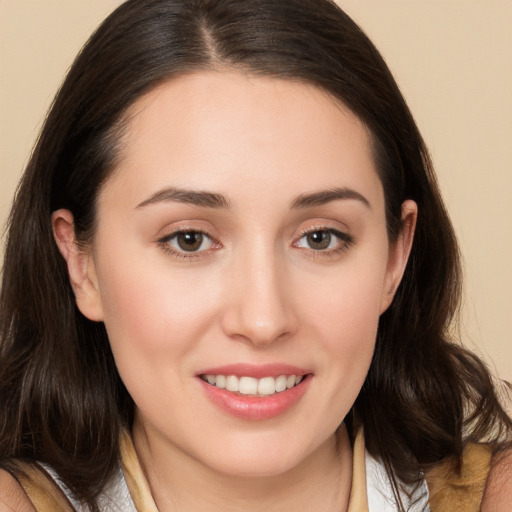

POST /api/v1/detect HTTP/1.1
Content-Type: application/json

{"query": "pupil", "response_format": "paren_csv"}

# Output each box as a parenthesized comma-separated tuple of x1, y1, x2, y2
(177, 232, 203, 251)
(307, 231, 330, 250)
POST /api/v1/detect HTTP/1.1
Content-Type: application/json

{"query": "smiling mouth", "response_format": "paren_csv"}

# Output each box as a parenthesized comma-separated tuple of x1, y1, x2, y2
(200, 374, 305, 397)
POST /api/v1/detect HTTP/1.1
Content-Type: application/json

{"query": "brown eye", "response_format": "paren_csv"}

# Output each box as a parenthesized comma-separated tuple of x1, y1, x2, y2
(306, 231, 332, 250)
(166, 231, 213, 253)
(177, 232, 203, 251)
(295, 228, 353, 253)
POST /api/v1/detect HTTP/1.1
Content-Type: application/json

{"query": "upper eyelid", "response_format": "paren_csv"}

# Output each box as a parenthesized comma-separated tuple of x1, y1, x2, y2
(298, 225, 340, 234)
(296, 218, 350, 232)
(296, 225, 353, 239)
(157, 223, 218, 240)
(161, 227, 210, 236)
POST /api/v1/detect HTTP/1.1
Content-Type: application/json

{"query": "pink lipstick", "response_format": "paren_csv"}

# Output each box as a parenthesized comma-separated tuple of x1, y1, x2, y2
(197, 364, 312, 421)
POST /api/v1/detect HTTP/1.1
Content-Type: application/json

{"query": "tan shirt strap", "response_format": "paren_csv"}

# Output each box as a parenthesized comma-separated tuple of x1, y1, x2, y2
(7, 461, 76, 512)
(426, 443, 492, 512)
(347, 427, 369, 512)
(119, 430, 159, 512)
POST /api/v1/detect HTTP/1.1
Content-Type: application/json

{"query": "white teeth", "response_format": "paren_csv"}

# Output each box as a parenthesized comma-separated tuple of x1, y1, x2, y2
(216, 375, 226, 389)
(239, 376, 258, 395)
(225, 375, 239, 392)
(258, 376, 276, 395)
(275, 375, 287, 392)
(202, 374, 305, 396)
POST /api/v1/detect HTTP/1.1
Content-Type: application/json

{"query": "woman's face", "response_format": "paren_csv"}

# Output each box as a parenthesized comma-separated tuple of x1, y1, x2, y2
(60, 72, 415, 477)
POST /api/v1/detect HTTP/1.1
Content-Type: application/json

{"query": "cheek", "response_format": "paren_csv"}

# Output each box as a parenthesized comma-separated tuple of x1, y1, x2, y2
(299, 251, 387, 399)
(95, 258, 226, 433)
(303, 253, 387, 343)
(94, 247, 222, 384)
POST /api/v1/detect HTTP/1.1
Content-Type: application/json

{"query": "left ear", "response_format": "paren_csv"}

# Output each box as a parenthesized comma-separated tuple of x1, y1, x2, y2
(380, 200, 417, 313)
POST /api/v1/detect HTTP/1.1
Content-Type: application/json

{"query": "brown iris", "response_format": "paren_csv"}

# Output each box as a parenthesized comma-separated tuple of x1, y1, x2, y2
(176, 231, 204, 251)
(306, 230, 331, 250)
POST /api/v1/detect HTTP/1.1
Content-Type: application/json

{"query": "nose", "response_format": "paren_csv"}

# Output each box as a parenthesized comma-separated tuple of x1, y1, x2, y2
(221, 247, 298, 347)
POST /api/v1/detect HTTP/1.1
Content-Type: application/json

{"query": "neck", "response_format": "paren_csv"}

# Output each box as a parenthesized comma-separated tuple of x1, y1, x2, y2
(132, 419, 353, 512)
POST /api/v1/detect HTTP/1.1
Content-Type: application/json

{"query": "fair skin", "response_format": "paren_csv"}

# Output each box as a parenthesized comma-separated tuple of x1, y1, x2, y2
(50, 72, 417, 511)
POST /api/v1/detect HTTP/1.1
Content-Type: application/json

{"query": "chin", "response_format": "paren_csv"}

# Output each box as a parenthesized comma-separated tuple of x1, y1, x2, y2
(197, 436, 321, 479)
(210, 455, 301, 479)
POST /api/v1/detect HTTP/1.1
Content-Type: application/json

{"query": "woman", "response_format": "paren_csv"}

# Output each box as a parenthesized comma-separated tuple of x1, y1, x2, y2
(0, 0, 510, 510)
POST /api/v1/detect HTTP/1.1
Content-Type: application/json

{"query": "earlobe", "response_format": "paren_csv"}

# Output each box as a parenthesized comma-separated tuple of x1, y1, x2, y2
(380, 200, 418, 313)
(51, 209, 104, 321)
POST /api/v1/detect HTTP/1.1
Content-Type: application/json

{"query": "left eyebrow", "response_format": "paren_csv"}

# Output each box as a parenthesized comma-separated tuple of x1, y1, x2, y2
(291, 187, 371, 210)
(135, 187, 232, 209)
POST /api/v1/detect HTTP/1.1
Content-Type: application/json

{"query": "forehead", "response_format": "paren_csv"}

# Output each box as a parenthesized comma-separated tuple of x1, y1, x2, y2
(102, 71, 383, 212)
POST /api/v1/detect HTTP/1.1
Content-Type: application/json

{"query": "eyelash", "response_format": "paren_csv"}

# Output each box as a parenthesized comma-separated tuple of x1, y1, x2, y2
(157, 226, 354, 261)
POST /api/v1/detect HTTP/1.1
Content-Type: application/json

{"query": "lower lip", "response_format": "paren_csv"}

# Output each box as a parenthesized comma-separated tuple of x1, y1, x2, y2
(199, 375, 311, 421)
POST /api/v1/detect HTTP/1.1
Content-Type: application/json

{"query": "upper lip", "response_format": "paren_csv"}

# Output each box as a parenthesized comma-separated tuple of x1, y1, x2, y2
(197, 363, 311, 379)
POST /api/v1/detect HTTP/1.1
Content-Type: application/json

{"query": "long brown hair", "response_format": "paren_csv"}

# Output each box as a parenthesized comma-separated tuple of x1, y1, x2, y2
(1, 0, 510, 509)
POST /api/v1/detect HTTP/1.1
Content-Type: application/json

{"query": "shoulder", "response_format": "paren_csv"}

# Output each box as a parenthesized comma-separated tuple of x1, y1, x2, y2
(0, 469, 36, 512)
(481, 448, 512, 511)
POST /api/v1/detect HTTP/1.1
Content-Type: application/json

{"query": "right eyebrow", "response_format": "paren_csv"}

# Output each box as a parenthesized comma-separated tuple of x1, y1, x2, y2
(135, 187, 232, 210)
(290, 187, 371, 210)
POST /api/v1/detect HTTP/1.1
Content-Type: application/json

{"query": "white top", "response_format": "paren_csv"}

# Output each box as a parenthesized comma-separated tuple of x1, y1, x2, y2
(365, 449, 430, 511)
(41, 464, 136, 512)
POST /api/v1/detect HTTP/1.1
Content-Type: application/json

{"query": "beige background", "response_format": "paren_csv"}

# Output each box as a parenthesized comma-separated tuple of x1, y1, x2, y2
(1, 1, 511, 380)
